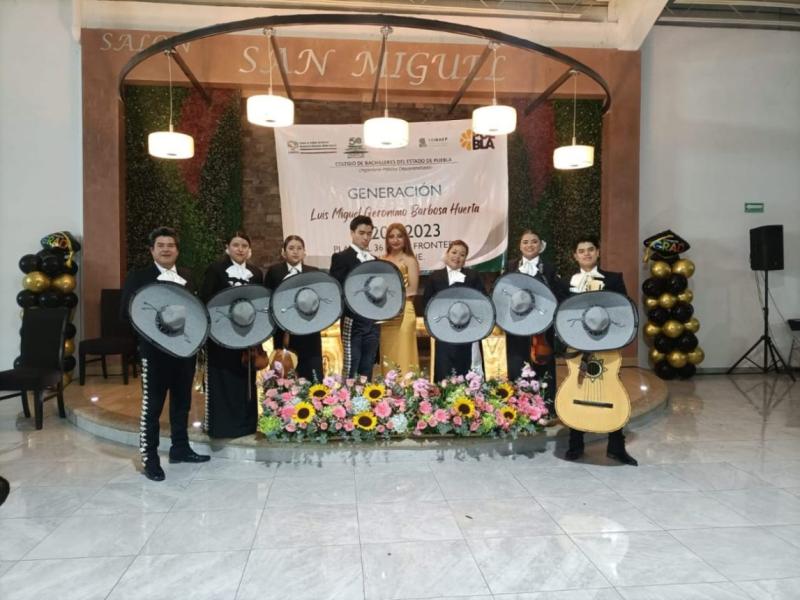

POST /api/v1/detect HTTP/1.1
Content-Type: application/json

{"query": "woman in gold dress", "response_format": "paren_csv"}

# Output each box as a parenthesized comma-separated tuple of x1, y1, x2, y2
(380, 223, 420, 374)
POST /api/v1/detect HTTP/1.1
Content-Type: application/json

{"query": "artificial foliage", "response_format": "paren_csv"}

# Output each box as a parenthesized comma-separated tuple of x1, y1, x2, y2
(124, 86, 242, 280)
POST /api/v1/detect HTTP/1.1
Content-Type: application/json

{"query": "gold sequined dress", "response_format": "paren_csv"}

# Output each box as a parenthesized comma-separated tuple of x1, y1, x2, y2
(379, 262, 419, 374)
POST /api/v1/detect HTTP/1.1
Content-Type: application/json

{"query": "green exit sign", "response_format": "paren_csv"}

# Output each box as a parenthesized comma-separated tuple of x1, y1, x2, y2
(745, 202, 764, 213)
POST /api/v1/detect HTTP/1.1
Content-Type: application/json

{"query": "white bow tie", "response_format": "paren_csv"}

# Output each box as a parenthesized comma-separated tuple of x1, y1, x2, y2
(284, 265, 301, 279)
(570, 268, 604, 293)
(226, 262, 252, 284)
(447, 268, 466, 285)
(520, 257, 539, 276)
(357, 250, 374, 263)
(157, 267, 187, 286)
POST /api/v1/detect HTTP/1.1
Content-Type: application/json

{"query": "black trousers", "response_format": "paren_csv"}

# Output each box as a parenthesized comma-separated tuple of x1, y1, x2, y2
(139, 350, 196, 464)
(273, 328, 323, 382)
(434, 341, 473, 382)
(342, 316, 380, 378)
(569, 428, 626, 453)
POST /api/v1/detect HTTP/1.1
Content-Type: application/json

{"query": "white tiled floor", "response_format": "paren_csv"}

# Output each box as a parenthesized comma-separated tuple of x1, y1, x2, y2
(1, 374, 799, 599)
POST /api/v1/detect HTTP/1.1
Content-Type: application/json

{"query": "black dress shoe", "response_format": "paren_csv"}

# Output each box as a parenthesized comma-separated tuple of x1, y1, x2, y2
(143, 461, 166, 482)
(607, 449, 638, 466)
(169, 448, 210, 464)
(0, 476, 10, 506)
(565, 447, 584, 461)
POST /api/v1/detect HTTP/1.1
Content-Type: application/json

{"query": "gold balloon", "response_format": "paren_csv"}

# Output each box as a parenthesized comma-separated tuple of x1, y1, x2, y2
(644, 297, 659, 310)
(62, 372, 73, 387)
(649, 348, 666, 363)
(658, 293, 677, 309)
(667, 350, 688, 368)
(672, 259, 695, 278)
(662, 320, 684, 338)
(684, 317, 700, 333)
(64, 339, 75, 356)
(644, 322, 661, 338)
(22, 271, 50, 293)
(51, 274, 76, 294)
(677, 289, 694, 304)
(687, 347, 705, 365)
(650, 261, 672, 279)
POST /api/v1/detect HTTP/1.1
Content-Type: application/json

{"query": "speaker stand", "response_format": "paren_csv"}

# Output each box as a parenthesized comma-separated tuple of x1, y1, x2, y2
(727, 270, 795, 381)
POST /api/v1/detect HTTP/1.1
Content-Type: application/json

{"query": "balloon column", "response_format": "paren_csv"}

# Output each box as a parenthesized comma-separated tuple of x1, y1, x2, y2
(15, 232, 81, 385)
(640, 230, 704, 380)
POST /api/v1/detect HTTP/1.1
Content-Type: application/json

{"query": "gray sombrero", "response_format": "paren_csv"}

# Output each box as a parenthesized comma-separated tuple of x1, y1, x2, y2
(492, 272, 558, 336)
(424, 287, 496, 344)
(207, 285, 275, 349)
(271, 271, 343, 335)
(343, 260, 405, 321)
(554, 291, 639, 352)
(129, 282, 210, 358)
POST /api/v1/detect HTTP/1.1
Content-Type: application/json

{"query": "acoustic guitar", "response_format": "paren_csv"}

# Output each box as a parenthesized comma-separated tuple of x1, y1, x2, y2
(555, 350, 631, 433)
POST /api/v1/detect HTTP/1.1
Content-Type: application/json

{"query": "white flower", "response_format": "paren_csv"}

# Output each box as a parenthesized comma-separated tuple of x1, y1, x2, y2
(390, 414, 408, 433)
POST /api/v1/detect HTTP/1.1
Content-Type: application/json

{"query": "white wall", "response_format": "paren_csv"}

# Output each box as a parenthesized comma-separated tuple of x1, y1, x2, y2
(0, 0, 82, 368)
(640, 26, 800, 370)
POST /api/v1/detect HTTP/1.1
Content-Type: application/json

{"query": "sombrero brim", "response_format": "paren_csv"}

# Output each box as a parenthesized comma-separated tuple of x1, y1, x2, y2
(492, 272, 557, 336)
(271, 271, 343, 335)
(207, 284, 275, 349)
(129, 282, 210, 358)
(424, 287, 496, 344)
(343, 260, 405, 321)
(554, 291, 639, 352)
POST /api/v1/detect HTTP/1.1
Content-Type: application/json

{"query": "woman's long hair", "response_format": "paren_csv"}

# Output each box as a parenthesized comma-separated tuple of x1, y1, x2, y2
(384, 223, 413, 256)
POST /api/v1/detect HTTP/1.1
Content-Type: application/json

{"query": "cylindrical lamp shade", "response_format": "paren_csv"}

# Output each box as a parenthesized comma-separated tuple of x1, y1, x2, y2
(553, 144, 594, 170)
(363, 116, 409, 149)
(148, 131, 194, 159)
(247, 94, 295, 127)
(472, 104, 517, 135)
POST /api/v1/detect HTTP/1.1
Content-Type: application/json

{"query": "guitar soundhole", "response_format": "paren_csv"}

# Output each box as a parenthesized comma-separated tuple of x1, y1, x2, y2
(586, 361, 602, 377)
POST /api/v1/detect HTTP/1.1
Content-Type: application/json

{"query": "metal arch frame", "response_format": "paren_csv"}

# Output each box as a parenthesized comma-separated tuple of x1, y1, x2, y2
(117, 13, 611, 115)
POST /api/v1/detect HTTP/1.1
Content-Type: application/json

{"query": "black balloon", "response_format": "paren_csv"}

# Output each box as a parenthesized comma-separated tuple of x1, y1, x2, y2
(648, 307, 670, 325)
(654, 334, 675, 353)
(677, 364, 697, 379)
(62, 293, 79, 308)
(38, 290, 63, 308)
(642, 277, 666, 298)
(14, 356, 23, 369)
(667, 274, 688, 294)
(64, 323, 77, 339)
(654, 361, 677, 380)
(18, 254, 41, 274)
(62, 356, 77, 372)
(65, 262, 79, 275)
(671, 302, 694, 322)
(40, 254, 65, 277)
(676, 331, 699, 352)
(16, 290, 38, 308)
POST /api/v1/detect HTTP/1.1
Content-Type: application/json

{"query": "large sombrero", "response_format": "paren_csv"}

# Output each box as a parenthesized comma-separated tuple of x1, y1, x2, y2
(271, 271, 343, 335)
(207, 285, 275, 349)
(424, 287, 495, 344)
(129, 282, 210, 358)
(554, 291, 638, 352)
(343, 260, 405, 321)
(492, 272, 557, 336)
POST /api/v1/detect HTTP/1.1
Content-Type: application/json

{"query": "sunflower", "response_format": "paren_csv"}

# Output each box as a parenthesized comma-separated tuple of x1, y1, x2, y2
(500, 406, 517, 423)
(363, 383, 386, 403)
(494, 382, 514, 401)
(308, 383, 331, 400)
(292, 401, 316, 424)
(353, 411, 378, 431)
(453, 397, 476, 418)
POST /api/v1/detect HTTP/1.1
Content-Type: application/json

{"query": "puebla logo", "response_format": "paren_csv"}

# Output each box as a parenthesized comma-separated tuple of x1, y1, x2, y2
(460, 129, 496, 151)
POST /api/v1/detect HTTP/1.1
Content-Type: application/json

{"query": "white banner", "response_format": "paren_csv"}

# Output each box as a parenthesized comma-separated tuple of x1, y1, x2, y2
(274, 119, 507, 271)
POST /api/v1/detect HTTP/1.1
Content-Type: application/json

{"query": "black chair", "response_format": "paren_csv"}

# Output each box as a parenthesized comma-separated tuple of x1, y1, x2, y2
(79, 289, 137, 385)
(0, 307, 68, 429)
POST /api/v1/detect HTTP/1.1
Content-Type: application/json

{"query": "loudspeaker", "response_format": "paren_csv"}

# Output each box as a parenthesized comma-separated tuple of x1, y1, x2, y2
(750, 225, 784, 271)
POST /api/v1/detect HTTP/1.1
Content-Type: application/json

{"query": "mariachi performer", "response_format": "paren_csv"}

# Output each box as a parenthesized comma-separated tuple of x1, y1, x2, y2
(199, 231, 265, 438)
(560, 235, 638, 466)
(504, 230, 561, 407)
(423, 240, 492, 381)
(121, 226, 210, 482)
(264, 235, 323, 380)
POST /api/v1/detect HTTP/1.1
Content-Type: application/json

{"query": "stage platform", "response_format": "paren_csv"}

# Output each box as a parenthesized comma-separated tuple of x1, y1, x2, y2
(62, 367, 669, 462)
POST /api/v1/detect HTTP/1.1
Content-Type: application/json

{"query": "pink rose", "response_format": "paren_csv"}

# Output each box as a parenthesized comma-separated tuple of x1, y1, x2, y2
(280, 406, 295, 420)
(335, 422, 343, 430)
(345, 378, 355, 387)
(281, 392, 293, 402)
(428, 417, 438, 427)
(299, 422, 308, 429)
(285, 422, 296, 432)
(433, 409, 449, 422)
(338, 389, 350, 401)
(469, 421, 479, 431)
(453, 416, 463, 426)
(415, 420, 427, 431)
(319, 422, 328, 430)
(312, 399, 323, 410)
(374, 401, 392, 418)
(344, 421, 354, 432)
(385, 420, 394, 430)
(419, 401, 433, 415)
(377, 425, 385, 433)
(265, 388, 278, 398)
(332, 405, 346, 419)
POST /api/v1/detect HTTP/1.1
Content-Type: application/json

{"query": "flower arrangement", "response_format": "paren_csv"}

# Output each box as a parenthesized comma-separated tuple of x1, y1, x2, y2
(257, 363, 548, 443)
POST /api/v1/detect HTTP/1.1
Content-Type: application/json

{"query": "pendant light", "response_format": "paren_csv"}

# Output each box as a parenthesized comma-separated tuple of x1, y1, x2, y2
(472, 43, 516, 136)
(148, 50, 195, 160)
(363, 26, 409, 149)
(247, 28, 294, 128)
(553, 70, 594, 170)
